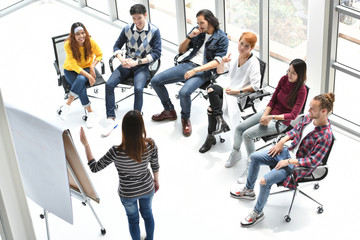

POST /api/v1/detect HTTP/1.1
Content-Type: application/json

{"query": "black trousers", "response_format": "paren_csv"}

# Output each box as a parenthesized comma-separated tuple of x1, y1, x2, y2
(207, 84, 224, 134)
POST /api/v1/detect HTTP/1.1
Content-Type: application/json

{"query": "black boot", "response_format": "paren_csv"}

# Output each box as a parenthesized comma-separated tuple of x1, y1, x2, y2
(199, 134, 216, 153)
(213, 115, 230, 135)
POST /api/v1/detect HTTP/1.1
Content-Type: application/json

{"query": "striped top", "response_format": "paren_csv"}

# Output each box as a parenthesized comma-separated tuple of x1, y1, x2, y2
(88, 140, 159, 198)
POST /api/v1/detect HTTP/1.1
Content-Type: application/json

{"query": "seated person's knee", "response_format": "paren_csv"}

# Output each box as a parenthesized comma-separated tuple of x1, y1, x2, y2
(260, 177, 266, 186)
(207, 107, 212, 115)
(207, 87, 214, 93)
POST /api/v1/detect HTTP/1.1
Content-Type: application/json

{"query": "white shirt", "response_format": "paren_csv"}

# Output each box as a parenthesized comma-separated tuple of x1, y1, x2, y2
(289, 120, 316, 159)
(191, 33, 212, 66)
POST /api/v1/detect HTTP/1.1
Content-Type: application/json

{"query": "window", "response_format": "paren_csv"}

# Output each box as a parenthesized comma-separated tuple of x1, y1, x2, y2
(149, 0, 178, 44)
(224, 0, 259, 43)
(0, 0, 23, 11)
(86, 0, 109, 15)
(333, 71, 360, 126)
(184, 0, 215, 34)
(269, 0, 308, 87)
(116, 0, 140, 24)
(337, 15, 360, 71)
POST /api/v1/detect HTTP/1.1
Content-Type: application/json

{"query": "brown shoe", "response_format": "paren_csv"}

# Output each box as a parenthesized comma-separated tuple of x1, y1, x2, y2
(181, 118, 192, 137)
(152, 110, 177, 121)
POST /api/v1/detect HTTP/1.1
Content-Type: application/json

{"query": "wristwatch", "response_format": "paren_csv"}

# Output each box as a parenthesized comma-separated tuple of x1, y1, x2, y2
(187, 35, 192, 40)
(239, 90, 244, 94)
(138, 59, 142, 65)
(272, 115, 275, 120)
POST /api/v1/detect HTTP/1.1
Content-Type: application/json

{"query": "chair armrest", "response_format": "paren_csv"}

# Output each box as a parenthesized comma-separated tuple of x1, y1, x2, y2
(174, 52, 183, 66)
(100, 60, 105, 74)
(210, 70, 229, 83)
(109, 55, 116, 73)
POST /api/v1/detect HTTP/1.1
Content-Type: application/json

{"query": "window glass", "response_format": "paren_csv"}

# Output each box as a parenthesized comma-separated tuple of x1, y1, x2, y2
(149, 0, 178, 44)
(224, 0, 259, 43)
(340, 0, 360, 10)
(269, 0, 308, 87)
(185, 0, 215, 34)
(116, 0, 140, 24)
(86, 0, 109, 15)
(0, 0, 22, 11)
(337, 14, 360, 71)
(333, 70, 360, 126)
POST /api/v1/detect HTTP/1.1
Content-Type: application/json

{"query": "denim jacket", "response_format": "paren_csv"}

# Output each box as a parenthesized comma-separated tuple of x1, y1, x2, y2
(182, 27, 228, 74)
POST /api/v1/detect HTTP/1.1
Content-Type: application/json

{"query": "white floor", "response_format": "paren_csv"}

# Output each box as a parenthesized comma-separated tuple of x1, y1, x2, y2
(1, 1, 360, 239)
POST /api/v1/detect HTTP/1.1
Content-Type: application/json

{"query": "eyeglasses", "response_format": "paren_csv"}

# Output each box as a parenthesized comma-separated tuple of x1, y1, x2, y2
(287, 69, 297, 75)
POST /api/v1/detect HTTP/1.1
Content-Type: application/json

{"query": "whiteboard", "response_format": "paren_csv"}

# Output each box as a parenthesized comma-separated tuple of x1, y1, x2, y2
(5, 104, 73, 224)
(0, 90, 36, 239)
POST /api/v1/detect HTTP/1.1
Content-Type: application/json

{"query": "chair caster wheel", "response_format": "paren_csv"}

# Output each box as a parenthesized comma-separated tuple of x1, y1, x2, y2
(284, 215, 291, 222)
(82, 202, 86, 206)
(115, 104, 118, 109)
(220, 137, 225, 143)
(121, 88, 126, 93)
(94, 88, 98, 94)
(175, 94, 179, 99)
(314, 183, 319, 190)
(101, 228, 106, 235)
(83, 115, 88, 121)
(57, 109, 62, 115)
(317, 206, 324, 214)
(40, 214, 44, 219)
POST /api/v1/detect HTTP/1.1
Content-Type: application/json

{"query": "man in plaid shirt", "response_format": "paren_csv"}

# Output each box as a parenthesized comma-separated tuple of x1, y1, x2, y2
(230, 92, 335, 227)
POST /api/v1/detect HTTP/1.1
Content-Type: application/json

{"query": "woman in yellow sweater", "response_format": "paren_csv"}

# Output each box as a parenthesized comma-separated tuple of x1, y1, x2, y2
(60, 22, 103, 128)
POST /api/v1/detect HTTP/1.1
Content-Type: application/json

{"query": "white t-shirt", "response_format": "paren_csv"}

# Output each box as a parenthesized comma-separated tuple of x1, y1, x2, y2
(191, 33, 212, 66)
(220, 53, 261, 139)
(289, 120, 316, 159)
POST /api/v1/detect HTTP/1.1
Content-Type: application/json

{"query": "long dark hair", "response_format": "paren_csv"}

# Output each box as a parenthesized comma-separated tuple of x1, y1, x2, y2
(119, 110, 153, 163)
(67, 22, 92, 62)
(287, 59, 307, 107)
(196, 9, 220, 30)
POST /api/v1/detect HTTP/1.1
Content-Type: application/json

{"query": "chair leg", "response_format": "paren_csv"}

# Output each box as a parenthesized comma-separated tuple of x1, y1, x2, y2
(286, 188, 299, 217)
(298, 189, 323, 207)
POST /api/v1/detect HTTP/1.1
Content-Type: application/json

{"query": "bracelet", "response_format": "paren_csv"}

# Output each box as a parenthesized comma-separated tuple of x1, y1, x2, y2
(287, 159, 291, 165)
(187, 35, 192, 40)
(272, 115, 275, 120)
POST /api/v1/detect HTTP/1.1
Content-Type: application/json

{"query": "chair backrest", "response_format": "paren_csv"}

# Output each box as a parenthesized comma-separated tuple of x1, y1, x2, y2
(52, 33, 69, 78)
(298, 134, 335, 183)
(257, 57, 266, 88)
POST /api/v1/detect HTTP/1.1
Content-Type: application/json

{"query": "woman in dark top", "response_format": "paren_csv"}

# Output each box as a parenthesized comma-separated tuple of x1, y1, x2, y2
(80, 110, 159, 240)
(226, 59, 307, 182)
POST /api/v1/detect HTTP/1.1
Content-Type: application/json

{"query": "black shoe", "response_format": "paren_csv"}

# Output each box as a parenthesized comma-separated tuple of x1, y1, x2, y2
(199, 134, 216, 153)
(213, 115, 230, 135)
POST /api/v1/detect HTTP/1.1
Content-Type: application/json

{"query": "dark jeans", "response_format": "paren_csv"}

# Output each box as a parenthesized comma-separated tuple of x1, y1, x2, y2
(207, 84, 224, 134)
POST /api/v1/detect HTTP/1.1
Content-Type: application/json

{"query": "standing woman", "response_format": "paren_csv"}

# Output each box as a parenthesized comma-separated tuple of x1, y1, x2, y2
(199, 32, 261, 153)
(60, 22, 103, 128)
(80, 110, 159, 240)
(226, 59, 307, 181)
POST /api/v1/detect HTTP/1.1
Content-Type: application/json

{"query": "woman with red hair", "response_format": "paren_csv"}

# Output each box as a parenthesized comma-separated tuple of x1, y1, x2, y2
(60, 22, 103, 128)
(199, 32, 261, 153)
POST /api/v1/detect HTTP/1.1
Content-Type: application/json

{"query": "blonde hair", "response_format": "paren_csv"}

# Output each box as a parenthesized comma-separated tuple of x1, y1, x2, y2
(314, 93, 335, 114)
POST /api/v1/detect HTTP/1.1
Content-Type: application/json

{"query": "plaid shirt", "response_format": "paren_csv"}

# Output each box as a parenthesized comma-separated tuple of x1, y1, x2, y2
(283, 114, 333, 189)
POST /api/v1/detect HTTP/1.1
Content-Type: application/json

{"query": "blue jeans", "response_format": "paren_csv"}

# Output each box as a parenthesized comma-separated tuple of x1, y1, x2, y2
(233, 110, 288, 156)
(64, 68, 91, 107)
(120, 190, 155, 240)
(151, 62, 207, 119)
(246, 147, 294, 214)
(106, 64, 150, 117)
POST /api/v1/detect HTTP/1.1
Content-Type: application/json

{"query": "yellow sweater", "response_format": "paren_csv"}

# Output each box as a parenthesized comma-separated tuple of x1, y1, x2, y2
(63, 38, 103, 73)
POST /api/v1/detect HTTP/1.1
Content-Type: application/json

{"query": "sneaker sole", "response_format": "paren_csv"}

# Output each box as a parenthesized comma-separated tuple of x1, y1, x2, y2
(241, 214, 265, 227)
(101, 124, 118, 137)
(230, 192, 256, 200)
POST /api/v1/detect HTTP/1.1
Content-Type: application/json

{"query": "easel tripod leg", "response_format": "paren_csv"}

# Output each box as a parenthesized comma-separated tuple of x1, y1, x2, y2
(86, 200, 106, 235)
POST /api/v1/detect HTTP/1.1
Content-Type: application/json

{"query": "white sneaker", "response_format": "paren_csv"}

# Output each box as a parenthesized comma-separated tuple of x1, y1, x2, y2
(59, 104, 70, 120)
(101, 118, 118, 137)
(237, 158, 251, 184)
(86, 112, 96, 129)
(225, 149, 242, 168)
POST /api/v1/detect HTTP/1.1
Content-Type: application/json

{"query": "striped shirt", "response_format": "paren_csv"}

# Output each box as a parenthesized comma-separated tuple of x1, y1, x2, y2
(88, 140, 159, 198)
(283, 114, 333, 189)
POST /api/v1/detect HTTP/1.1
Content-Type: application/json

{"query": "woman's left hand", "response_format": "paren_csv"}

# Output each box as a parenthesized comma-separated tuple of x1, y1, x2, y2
(90, 67, 96, 79)
(259, 115, 271, 126)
